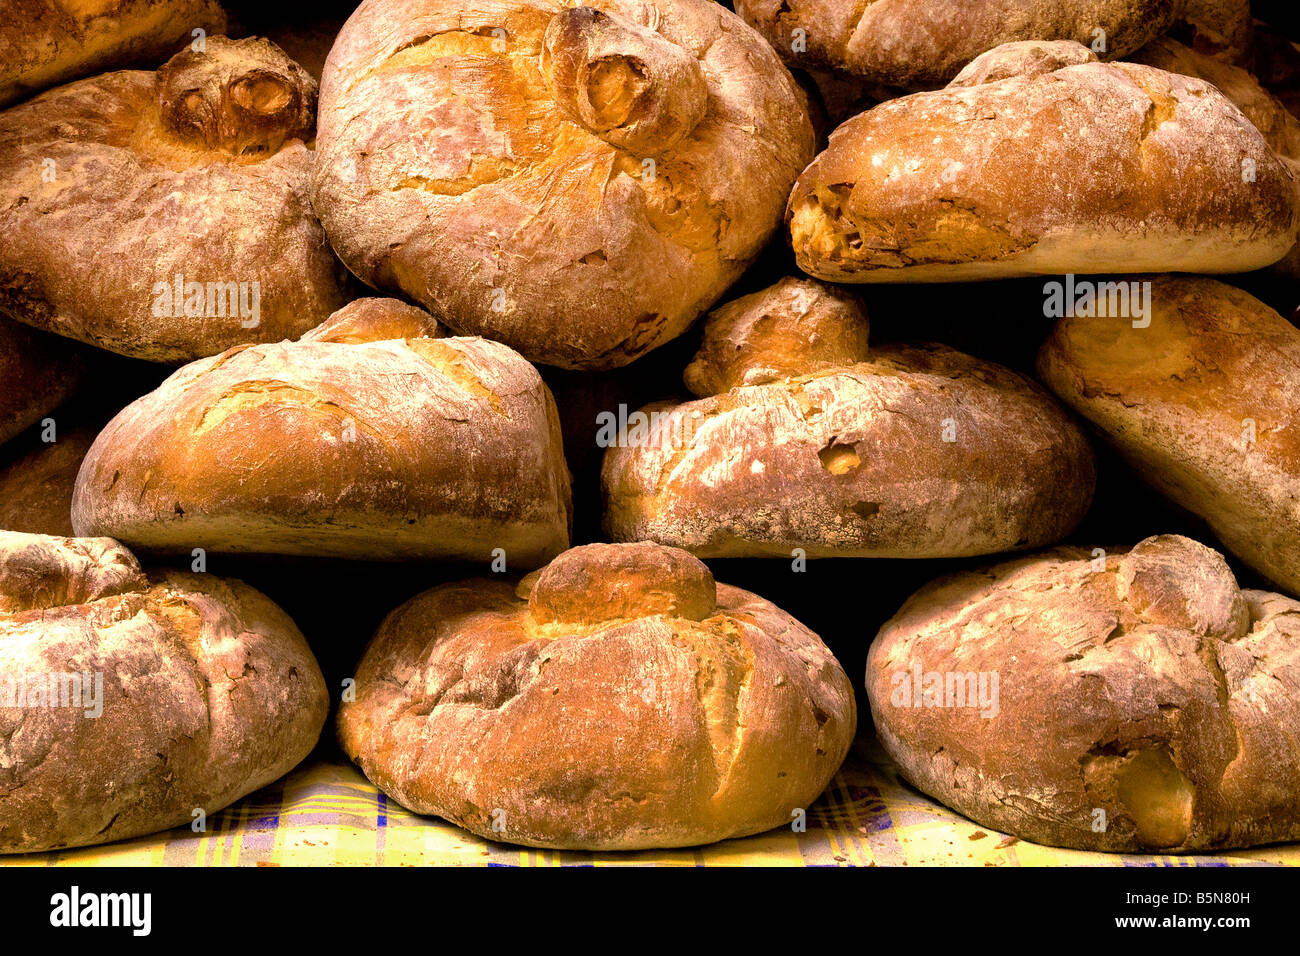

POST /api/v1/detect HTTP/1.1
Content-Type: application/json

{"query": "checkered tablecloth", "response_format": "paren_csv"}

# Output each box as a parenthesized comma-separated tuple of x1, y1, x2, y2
(7, 740, 1297, 867)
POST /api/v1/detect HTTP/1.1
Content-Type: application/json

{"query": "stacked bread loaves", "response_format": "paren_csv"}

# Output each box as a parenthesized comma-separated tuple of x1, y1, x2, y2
(72, 298, 573, 566)
(602, 278, 1096, 558)
(867, 535, 1300, 852)
(0, 532, 328, 853)
(338, 542, 856, 849)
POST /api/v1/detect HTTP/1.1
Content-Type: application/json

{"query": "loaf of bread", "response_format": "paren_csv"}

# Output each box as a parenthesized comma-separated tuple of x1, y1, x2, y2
(0, 532, 328, 852)
(1171, 0, 1252, 62)
(0, 0, 227, 108)
(0, 426, 96, 537)
(1038, 275, 1300, 599)
(338, 542, 856, 849)
(735, 0, 1181, 91)
(72, 298, 572, 566)
(788, 41, 1299, 282)
(603, 279, 1095, 558)
(0, 36, 348, 362)
(0, 316, 87, 449)
(311, 0, 814, 369)
(867, 534, 1300, 852)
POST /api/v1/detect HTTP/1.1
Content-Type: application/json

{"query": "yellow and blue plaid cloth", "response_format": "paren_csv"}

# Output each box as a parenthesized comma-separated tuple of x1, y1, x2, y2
(7, 740, 1298, 867)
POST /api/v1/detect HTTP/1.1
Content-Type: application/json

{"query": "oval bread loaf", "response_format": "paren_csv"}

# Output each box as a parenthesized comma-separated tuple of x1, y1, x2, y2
(0, 532, 328, 853)
(867, 535, 1300, 852)
(338, 542, 856, 849)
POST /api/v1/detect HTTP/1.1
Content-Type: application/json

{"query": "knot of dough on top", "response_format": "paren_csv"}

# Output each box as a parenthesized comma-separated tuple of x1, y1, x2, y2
(299, 297, 446, 345)
(947, 40, 1099, 88)
(1116, 535, 1250, 642)
(157, 36, 318, 158)
(522, 541, 717, 624)
(682, 277, 870, 397)
(0, 531, 146, 614)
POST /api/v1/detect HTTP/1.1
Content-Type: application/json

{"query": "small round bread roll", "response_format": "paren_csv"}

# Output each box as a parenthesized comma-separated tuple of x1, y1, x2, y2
(338, 542, 856, 849)
(311, 0, 815, 369)
(787, 41, 1300, 282)
(0, 36, 348, 362)
(735, 0, 1181, 90)
(72, 299, 572, 566)
(1038, 275, 1300, 599)
(602, 279, 1095, 558)
(0, 0, 227, 108)
(0, 532, 328, 853)
(0, 316, 87, 449)
(867, 535, 1300, 852)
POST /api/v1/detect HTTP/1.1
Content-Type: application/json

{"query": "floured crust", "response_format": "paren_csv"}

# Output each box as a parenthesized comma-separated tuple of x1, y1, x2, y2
(0, 37, 348, 362)
(866, 534, 1300, 852)
(0, 0, 227, 108)
(735, 0, 1182, 90)
(1037, 275, 1300, 598)
(71, 301, 573, 565)
(787, 43, 1299, 282)
(603, 341, 1095, 558)
(0, 531, 328, 853)
(311, 0, 815, 369)
(337, 542, 856, 849)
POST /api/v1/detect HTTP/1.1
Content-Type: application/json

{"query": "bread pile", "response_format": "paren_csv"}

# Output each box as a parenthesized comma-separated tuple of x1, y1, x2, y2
(2, 0, 1300, 860)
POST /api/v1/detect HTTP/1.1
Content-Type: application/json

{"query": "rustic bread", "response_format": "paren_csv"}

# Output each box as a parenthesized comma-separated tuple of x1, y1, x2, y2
(867, 534, 1300, 852)
(338, 541, 856, 849)
(603, 279, 1095, 558)
(0, 531, 328, 852)
(0, 36, 348, 362)
(0, 316, 88, 449)
(72, 299, 572, 566)
(1171, 0, 1252, 62)
(310, 0, 814, 370)
(788, 41, 1300, 283)
(0, 426, 96, 537)
(734, 0, 1182, 91)
(0, 0, 228, 108)
(1038, 275, 1300, 599)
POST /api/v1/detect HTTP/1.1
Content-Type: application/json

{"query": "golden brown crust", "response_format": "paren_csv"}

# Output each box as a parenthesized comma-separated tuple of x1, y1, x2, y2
(603, 339, 1096, 558)
(298, 297, 445, 345)
(71, 302, 572, 565)
(0, 0, 228, 108)
(0, 426, 97, 537)
(735, 0, 1183, 90)
(867, 535, 1300, 852)
(682, 277, 869, 397)
(0, 317, 88, 449)
(337, 542, 856, 849)
(0, 37, 348, 362)
(0, 532, 328, 853)
(787, 44, 1299, 282)
(1037, 275, 1300, 598)
(311, 0, 815, 369)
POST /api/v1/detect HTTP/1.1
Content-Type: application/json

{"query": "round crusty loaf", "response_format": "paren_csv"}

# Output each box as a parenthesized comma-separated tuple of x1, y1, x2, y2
(0, 426, 96, 537)
(72, 298, 572, 566)
(0, 0, 228, 108)
(311, 0, 815, 370)
(735, 0, 1181, 91)
(1038, 275, 1300, 599)
(787, 41, 1299, 283)
(338, 541, 856, 849)
(0, 532, 328, 853)
(867, 534, 1300, 852)
(0, 36, 348, 362)
(0, 316, 87, 449)
(602, 279, 1095, 558)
